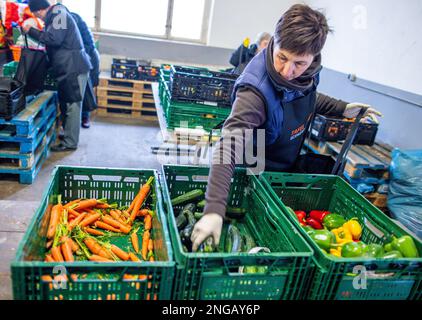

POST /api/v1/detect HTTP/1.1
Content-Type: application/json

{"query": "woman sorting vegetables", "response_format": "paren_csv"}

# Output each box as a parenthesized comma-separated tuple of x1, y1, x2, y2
(191, 4, 382, 251)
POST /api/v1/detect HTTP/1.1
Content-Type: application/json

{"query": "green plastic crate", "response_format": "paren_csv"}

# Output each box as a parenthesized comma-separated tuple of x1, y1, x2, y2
(11, 166, 175, 300)
(2, 61, 18, 77)
(2, 61, 58, 90)
(161, 165, 314, 300)
(257, 172, 422, 300)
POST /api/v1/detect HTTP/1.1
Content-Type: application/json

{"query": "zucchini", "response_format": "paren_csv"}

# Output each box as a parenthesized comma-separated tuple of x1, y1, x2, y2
(243, 233, 256, 252)
(197, 199, 206, 209)
(171, 189, 204, 206)
(225, 224, 243, 253)
(179, 203, 197, 251)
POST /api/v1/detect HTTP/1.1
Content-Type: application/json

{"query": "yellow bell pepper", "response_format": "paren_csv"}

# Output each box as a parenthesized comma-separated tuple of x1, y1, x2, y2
(343, 218, 362, 240)
(330, 247, 342, 257)
(332, 227, 353, 245)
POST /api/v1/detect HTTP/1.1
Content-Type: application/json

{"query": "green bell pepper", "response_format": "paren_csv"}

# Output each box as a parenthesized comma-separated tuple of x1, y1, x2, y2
(392, 236, 419, 258)
(363, 244, 385, 258)
(303, 225, 315, 235)
(384, 242, 394, 253)
(381, 250, 403, 259)
(322, 214, 346, 230)
(342, 242, 365, 258)
(310, 229, 336, 251)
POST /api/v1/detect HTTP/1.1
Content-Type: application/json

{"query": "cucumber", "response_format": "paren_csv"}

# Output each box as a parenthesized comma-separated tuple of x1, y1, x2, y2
(171, 189, 204, 206)
(243, 233, 256, 252)
(225, 224, 243, 253)
(179, 203, 197, 251)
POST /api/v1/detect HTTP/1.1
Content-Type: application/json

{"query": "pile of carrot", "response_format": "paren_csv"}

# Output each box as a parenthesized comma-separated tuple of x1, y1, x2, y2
(44, 176, 157, 263)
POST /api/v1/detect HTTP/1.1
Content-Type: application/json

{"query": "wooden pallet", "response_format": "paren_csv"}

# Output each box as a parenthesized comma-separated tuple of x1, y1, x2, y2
(96, 106, 158, 122)
(365, 192, 388, 209)
(98, 72, 153, 92)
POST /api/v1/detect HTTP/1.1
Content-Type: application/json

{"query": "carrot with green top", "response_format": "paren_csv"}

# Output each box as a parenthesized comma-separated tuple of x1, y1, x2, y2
(84, 227, 105, 236)
(45, 254, 55, 262)
(94, 221, 121, 233)
(111, 245, 129, 261)
(131, 231, 140, 253)
(64, 199, 81, 209)
(89, 255, 114, 262)
(129, 177, 154, 224)
(74, 199, 98, 211)
(84, 237, 112, 259)
(129, 253, 140, 262)
(68, 213, 88, 231)
(138, 209, 153, 217)
(144, 214, 152, 231)
(142, 230, 150, 260)
(79, 213, 102, 227)
(47, 196, 63, 239)
(61, 236, 74, 262)
(51, 246, 64, 262)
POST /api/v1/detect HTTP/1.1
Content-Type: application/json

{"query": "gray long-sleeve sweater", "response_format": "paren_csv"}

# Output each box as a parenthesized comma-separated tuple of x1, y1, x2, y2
(203, 89, 348, 218)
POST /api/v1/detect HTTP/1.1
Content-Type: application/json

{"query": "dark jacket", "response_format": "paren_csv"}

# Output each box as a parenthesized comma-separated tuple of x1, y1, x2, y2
(28, 4, 92, 103)
(71, 12, 100, 86)
(229, 43, 258, 74)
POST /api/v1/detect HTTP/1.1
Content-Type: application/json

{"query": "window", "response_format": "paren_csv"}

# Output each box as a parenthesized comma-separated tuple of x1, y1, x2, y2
(61, 0, 96, 28)
(58, 0, 211, 43)
(171, 0, 206, 40)
(101, 0, 169, 37)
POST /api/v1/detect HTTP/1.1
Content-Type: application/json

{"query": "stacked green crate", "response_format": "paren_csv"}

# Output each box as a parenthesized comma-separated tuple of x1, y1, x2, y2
(158, 65, 232, 133)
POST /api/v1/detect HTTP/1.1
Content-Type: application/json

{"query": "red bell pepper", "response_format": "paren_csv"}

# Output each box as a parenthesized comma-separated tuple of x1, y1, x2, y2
(309, 210, 330, 223)
(306, 217, 324, 229)
(294, 211, 307, 226)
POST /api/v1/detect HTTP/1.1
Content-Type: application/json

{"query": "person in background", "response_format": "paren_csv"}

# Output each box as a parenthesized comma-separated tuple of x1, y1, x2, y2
(191, 4, 382, 251)
(229, 32, 271, 74)
(23, 0, 92, 152)
(71, 12, 100, 129)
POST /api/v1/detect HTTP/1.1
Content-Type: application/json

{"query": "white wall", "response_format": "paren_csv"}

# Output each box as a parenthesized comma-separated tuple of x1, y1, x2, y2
(305, 0, 422, 95)
(208, 0, 296, 48)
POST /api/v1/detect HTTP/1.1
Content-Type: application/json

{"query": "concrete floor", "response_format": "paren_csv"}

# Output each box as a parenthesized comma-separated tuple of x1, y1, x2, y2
(0, 115, 169, 300)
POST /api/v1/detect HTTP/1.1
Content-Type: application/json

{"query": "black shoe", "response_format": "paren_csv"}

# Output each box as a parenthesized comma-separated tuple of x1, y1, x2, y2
(51, 143, 77, 152)
(82, 118, 91, 128)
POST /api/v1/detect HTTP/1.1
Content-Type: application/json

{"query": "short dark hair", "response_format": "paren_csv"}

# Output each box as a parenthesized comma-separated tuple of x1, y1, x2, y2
(274, 4, 332, 56)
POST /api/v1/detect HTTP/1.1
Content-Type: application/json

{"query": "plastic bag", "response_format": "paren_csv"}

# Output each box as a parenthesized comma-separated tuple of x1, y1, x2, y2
(388, 149, 422, 238)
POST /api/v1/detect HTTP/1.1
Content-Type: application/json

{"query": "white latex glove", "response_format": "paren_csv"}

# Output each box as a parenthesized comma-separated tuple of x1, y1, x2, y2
(191, 213, 223, 252)
(343, 103, 383, 124)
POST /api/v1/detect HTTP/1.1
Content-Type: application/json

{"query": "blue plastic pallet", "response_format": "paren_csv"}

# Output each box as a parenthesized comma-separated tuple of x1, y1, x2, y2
(0, 91, 57, 138)
(343, 171, 388, 185)
(0, 130, 56, 184)
(0, 102, 57, 154)
(0, 118, 56, 170)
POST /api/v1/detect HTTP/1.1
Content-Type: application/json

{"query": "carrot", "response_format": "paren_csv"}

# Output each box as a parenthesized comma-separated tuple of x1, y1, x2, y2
(84, 227, 105, 236)
(68, 213, 88, 231)
(89, 255, 114, 263)
(84, 238, 112, 259)
(69, 238, 80, 253)
(85, 209, 97, 215)
(144, 214, 152, 231)
(149, 255, 155, 262)
(51, 246, 64, 262)
(61, 237, 74, 262)
(47, 201, 63, 239)
(129, 253, 140, 262)
(79, 213, 101, 227)
(142, 230, 150, 260)
(127, 193, 141, 214)
(131, 232, 139, 253)
(102, 215, 123, 229)
(68, 208, 81, 217)
(148, 239, 154, 252)
(110, 245, 129, 261)
(64, 199, 81, 208)
(110, 210, 127, 224)
(95, 203, 112, 209)
(94, 221, 121, 233)
(74, 199, 98, 211)
(138, 209, 152, 217)
(119, 224, 131, 235)
(45, 254, 55, 262)
(129, 177, 154, 223)
(121, 210, 130, 219)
